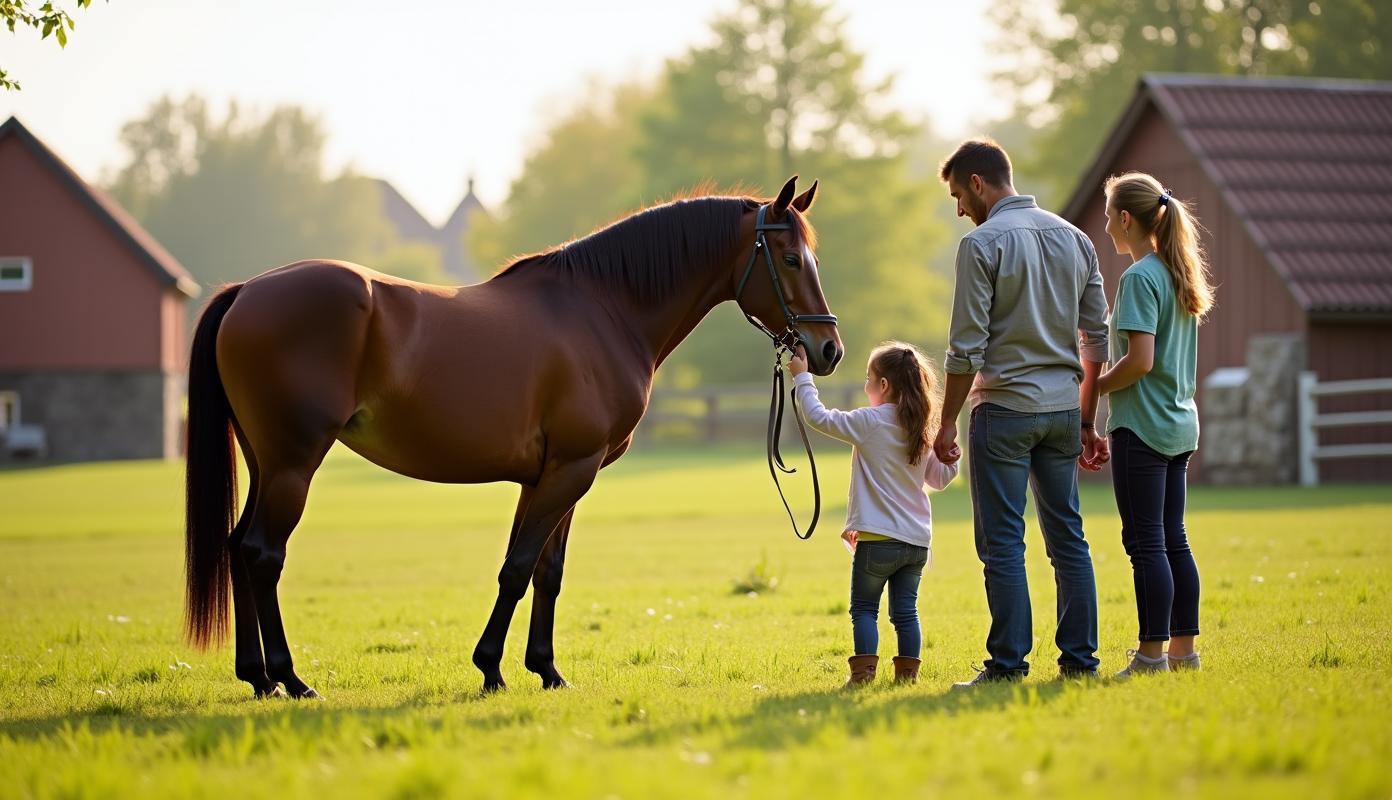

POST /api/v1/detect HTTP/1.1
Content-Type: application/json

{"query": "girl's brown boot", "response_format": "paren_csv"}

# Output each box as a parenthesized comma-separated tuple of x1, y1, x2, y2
(844, 655, 879, 687)
(892, 656, 921, 683)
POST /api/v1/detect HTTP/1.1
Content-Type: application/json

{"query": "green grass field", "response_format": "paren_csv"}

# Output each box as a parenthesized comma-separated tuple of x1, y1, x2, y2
(1, 444, 1389, 799)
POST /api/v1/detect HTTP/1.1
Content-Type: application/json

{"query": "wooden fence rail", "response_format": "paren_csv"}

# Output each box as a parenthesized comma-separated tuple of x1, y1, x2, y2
(638, 383, 862, 444)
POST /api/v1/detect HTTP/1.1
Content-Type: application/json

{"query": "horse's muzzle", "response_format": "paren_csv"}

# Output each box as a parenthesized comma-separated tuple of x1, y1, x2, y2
(799, 328, 844, 376)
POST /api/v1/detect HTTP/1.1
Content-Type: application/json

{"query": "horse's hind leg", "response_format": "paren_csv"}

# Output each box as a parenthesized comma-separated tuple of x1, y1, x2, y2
(241, 433, 338, 699)
(525, 509, 573, 689)
(229, 423, 277, 697)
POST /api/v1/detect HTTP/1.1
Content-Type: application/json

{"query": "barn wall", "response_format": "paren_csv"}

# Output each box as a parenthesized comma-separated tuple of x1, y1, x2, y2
(0, 136, 168, 372)
(1307, 321, 1392, 482)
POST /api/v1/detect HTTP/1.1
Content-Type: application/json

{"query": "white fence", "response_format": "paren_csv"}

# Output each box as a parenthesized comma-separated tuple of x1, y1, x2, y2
(1297, 372, 1392, 486)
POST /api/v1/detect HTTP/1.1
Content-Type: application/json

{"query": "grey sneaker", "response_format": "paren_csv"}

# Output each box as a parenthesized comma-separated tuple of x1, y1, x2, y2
(1115, 649, 1170, 680)
(1168, 652, 1201, 672)
(951, 666, 1025, 690)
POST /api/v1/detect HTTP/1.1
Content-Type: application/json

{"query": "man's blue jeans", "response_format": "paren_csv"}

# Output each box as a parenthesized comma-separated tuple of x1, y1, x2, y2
(849, 539, 929, 657)
(969, 403, 1099, 675)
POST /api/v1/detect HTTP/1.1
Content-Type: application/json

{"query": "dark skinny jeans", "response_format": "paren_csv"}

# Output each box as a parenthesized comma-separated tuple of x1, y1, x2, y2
(1110, 427, 1200, 642)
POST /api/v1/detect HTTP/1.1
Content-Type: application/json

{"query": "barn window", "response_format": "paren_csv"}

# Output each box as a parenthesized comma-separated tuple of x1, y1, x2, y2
(0, 257, 32, 291)
(0, 392, 17, 433)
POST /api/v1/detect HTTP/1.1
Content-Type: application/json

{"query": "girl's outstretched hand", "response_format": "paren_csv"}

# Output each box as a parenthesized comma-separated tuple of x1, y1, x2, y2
(787, 345, 809, 376)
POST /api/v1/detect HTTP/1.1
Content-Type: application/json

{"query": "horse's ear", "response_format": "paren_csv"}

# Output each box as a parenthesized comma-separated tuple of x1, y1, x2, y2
(791, 180, 817, 213)
(771, 175, 798, 216)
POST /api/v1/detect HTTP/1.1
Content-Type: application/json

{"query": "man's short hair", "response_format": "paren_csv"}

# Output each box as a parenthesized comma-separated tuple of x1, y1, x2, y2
(939, 138, 1013, 188)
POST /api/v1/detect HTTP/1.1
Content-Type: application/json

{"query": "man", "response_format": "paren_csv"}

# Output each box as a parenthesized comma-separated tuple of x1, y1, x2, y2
(934, 139, 1110, 685)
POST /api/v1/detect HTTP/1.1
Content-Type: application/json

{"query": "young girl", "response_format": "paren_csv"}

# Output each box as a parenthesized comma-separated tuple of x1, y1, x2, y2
(1098, 172, 1214, 678)
(788, 341, 959, 686)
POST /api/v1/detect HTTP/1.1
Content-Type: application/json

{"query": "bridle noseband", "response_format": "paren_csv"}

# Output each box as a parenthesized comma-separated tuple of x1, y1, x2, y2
(734, 204, 839, 541)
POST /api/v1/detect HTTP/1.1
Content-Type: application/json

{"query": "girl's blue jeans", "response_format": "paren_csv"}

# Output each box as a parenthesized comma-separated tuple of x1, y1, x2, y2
(849, 539, 929, 657)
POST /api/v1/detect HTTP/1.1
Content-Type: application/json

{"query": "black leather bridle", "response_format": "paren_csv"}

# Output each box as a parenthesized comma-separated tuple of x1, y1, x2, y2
(734, 204, 838, 540)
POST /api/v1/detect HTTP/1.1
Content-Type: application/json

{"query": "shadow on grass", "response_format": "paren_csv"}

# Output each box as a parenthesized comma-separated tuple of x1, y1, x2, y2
(623, 678, 1091, 751)
(0, 675, 1097, 757)
(0, 688, 557, 753)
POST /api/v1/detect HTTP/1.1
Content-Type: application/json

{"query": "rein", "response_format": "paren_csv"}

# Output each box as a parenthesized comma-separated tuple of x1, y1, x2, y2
(735, 205, 837, 541)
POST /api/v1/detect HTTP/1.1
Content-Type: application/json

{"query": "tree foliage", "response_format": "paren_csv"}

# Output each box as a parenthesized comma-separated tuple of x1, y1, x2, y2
(1, 0, 101, 91)
(470, 0, 954, 385)
(107, 96, 442, 291)
(993, 0, 1392, 203)
(467, 82, 652, 273)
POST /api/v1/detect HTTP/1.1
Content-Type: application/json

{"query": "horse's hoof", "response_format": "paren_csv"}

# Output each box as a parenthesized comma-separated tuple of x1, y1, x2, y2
(291, 687, 322, 700)
(541, 675, 571, 690)
(255, 685, 287, 699)
(481, 677, 507, 695)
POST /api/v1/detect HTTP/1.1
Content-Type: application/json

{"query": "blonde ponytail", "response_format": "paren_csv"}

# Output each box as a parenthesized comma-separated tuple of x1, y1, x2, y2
(1104, 172, 1214, 320)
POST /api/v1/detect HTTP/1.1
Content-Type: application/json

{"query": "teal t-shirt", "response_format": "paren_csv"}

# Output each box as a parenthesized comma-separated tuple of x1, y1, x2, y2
(1105, 254, 1200, 457)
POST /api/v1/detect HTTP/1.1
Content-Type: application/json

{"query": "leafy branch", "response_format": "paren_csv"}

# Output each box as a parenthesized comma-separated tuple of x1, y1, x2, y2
(1, 1, 99, 91)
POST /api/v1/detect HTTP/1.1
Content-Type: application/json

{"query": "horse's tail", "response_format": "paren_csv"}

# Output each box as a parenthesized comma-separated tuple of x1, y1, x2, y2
(184, 284, 242, 650)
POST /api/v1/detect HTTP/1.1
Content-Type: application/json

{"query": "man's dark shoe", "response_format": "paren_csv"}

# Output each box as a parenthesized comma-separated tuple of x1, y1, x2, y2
(1058, 664, 1100, 681)
(951, 665, 1025, 690)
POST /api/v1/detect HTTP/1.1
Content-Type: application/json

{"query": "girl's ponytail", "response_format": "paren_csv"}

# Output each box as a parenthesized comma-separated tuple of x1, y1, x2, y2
(869, 342, 941, 466)
(1105, 172, 1215, 320)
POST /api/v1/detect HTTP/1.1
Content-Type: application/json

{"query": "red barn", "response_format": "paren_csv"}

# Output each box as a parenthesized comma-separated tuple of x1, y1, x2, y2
(1062, 75, 1392, 483)
(0, 116, 199, 462)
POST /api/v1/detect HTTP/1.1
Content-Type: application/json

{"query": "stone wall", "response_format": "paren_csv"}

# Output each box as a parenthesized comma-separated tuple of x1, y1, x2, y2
(1200, 334, 1306, 485)
(0, 370, 183, 463)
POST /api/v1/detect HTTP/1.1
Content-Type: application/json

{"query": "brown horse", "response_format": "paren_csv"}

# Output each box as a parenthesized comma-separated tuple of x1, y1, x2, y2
(184, 176, 843, 697)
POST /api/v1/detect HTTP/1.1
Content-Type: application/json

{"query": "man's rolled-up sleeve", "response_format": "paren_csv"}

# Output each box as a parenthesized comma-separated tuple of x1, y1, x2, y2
(1077, 243, 1109, 364)
(944, 237, 994, 375)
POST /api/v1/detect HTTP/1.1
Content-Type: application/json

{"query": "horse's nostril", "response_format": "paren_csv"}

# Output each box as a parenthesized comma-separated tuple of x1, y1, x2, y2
(822, 340, 838, 365)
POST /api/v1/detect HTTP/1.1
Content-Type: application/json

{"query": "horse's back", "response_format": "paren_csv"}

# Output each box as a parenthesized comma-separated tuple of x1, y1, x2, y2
(217, 261, 379, 450)
(218, 260, 640, 484)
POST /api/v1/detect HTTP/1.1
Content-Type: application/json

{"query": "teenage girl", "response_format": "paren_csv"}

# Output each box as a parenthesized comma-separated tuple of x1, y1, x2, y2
(1098, 172, 1215, 677)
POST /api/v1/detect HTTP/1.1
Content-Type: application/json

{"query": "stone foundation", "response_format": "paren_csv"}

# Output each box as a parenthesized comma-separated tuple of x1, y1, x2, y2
(0, 369, 183, 463)
(1200, 334, 1305, 485)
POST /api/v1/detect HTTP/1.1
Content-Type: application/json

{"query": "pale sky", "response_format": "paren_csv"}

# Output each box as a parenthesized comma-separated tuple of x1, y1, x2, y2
(0, 0, 1002, 226)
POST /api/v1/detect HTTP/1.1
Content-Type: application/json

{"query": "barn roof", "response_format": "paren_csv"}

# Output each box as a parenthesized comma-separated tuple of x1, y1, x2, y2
(371, 178, 439, 242)
(441, 178, 488, 236)
(0, 116, 200, 298)
(1062, 74, 1392, 318)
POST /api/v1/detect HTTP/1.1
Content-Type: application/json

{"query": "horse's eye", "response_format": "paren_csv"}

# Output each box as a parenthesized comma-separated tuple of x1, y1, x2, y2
(783, 254, 801, 269)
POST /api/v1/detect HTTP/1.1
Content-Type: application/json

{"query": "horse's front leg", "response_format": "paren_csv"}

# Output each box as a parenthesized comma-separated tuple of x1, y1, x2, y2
(525, 509, 574, 688)
(473, 454, 602, 693)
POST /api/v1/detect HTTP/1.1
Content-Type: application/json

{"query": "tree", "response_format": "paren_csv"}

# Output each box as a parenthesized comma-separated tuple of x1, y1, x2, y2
(467, 81, 652, 274)
(635, 0, 950, 384)
(637, 0, 913, 196)
(374, 240, 447, 285)
(106, 95, 402, 292)
(992, 0, 1392, 204)
(470, 0, 957, 386)
(1, 0, 102, 91)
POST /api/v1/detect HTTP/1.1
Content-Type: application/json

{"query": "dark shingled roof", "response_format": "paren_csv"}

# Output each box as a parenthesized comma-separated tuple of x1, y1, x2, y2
(0, 116, 200, 298)
(1063, 74, 1392, 317)
(372, 178, 439, 243)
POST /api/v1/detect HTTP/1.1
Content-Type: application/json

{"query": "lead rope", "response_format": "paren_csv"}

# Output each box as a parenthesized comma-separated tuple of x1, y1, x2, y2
(766, 343, 821, 540)
(734, 204, 832, 541)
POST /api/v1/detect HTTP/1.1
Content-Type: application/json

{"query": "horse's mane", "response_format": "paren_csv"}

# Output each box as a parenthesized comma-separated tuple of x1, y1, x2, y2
(489, 191, 816, 305)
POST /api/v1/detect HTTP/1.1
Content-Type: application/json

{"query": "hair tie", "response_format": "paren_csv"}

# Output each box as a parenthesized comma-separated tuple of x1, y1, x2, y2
(1158, 189, 1172, 207)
